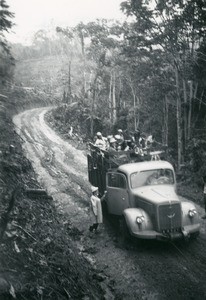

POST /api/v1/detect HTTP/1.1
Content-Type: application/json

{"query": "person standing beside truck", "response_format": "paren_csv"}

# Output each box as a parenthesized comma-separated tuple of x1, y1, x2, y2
(89, 186, 103, 232)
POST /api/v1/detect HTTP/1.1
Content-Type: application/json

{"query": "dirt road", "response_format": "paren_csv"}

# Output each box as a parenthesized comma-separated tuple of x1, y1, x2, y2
(13, 107, 206, 300)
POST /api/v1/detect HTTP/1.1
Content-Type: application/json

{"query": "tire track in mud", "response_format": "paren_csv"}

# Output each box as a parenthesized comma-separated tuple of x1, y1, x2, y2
(13, 108, 90, 228)
(103, 238, 205, 300)
(14, 108, 88, 189)
(115, 233, 206, 299)
(13, 107, 206, 300)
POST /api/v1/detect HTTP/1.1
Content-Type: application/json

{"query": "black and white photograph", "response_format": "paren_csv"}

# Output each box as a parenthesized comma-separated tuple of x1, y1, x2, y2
(0, 0, 206, 299)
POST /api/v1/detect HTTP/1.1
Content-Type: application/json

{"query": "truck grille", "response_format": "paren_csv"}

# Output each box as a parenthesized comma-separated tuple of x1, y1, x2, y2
(158, 203, 182, 232)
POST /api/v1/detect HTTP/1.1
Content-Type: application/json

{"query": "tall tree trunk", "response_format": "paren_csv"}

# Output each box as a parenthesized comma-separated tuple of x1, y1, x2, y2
(136, 93, 140, 130)
(91, 89, 96, 137)
(128, 76, 139, 130)
(187, 80, 193, 140)
(183, 79, 187, 153)
(68, 61, 72, 102)
(108, 74, 112, 123)
(133, 92, 137, 130)
(91, 75, 98, 136)
(129, 81, 137, 130)
(80, 32, 86, 97)
(162, 95, 169, 146)
(198, 89, 203, 111)
(88, 71, 93, 99)
(112, 71, 117, 124)
(175, 65, 182, 170)
(118, 77, 123, 118)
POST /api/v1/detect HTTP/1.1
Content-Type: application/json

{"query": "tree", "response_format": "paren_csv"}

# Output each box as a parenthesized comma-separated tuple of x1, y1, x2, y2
(0, 0, 14, 82)
(120, 0, 206, 170)
(79, 19, 124, 132)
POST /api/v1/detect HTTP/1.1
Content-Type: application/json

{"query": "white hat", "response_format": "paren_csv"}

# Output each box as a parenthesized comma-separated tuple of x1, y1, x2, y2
(110, 137, 116, 143)
(96, 132, 102, 137)
(118, 129, 123, 133)
(115, 134, 121, 140)
(91, 186, 98, 193)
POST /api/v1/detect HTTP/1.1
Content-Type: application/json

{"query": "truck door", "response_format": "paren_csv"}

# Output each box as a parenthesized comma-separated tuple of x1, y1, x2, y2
(106, 172, 129, 215)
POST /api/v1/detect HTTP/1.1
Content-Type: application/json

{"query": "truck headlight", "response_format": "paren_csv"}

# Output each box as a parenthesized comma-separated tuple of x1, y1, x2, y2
(188, 209, 197, 218)
(136, 216, 145, 224)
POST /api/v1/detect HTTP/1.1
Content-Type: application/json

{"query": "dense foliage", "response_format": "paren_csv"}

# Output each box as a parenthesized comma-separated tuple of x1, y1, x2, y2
(11, 0, 206, 173)
(0, 0, 14, 83)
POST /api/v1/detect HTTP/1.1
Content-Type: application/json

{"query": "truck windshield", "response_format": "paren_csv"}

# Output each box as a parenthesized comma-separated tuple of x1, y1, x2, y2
(130, 168, 174, 189)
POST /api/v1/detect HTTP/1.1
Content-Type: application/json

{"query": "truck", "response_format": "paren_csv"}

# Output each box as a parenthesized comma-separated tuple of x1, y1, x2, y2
(87, 143, 200, 241)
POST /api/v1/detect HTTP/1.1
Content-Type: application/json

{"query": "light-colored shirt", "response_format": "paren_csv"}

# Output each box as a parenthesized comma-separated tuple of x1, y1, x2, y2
(90, 195, 103, 223)
(94, 138, 106, 150)
(204, 183, 206, 194)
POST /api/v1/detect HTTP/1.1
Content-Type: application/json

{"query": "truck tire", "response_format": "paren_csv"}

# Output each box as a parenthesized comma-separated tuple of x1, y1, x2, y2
(101, 200, 109, 216)
(190, 231, 200, 241)
(119, 217, 131, 247)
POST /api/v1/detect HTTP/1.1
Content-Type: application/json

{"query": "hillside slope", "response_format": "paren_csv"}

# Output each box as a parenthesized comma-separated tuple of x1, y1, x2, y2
(0, 94, 108, 299)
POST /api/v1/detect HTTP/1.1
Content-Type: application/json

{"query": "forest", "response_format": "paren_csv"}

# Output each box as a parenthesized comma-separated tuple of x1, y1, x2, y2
(2, 0, 206, 175)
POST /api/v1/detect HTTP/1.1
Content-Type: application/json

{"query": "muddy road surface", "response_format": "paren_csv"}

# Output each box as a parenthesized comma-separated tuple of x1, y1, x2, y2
(13, 107, 206, 300)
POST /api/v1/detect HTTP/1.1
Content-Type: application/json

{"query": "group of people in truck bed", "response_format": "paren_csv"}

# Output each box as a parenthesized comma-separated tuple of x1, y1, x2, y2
(93, 129, 155, 156)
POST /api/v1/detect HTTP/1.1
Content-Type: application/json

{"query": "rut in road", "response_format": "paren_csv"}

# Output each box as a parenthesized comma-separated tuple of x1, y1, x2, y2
(13, 108, 90, 226)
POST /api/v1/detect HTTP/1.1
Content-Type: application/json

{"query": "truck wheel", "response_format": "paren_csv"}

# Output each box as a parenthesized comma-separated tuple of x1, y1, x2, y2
(190, 232, 200, 241)
(119, 217, 131, 247)
(102, 201, 109, 216)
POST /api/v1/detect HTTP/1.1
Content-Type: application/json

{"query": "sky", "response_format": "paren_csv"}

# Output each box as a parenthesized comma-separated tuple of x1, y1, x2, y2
(6, 0, 126, 44)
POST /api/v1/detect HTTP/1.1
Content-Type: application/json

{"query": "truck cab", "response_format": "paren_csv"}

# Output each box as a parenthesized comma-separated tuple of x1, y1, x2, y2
(88, 145, 200, 241)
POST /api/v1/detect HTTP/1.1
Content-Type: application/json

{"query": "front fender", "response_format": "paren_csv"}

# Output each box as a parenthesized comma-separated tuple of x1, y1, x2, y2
(181, 201, 201, 231)
(123, 208, 153, 236)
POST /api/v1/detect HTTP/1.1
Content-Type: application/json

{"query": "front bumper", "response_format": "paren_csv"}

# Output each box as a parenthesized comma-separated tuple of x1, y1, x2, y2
(130, 223, 200, 241)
